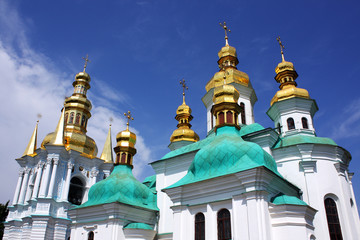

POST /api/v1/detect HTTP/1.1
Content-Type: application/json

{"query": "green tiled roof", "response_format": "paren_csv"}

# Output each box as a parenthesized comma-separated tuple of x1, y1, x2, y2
(124, 222, 153, 230)
(273, 134, 337, 149)
(143, 175, 156, 193)
(239, 123, 265, 136)
(78, 165, 158, 211)
(166, 126, 280, 189)
(272, 194, 307, 206)
(159, 134, 216, 160)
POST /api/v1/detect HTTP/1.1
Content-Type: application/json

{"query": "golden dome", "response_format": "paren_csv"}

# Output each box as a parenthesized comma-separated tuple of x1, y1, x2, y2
(176, 102, 191, 115)
(213, 84, 240, 104)
(270, 85, 310, 106)
(41, 131, 98, 157)
(218, 45, 237, 58)
(275, 60, 295, 74)
(170, 127, 199, 143)
(115, 129, 137, 149)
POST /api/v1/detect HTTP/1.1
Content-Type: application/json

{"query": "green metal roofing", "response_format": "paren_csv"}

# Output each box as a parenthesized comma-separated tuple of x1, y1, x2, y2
(273, 134, 337, 149)
(272, 194, 307, 206)
(124, 222, 153, 230)
(78, 165, 158, 211)
(166, 126, 280, 189)
(143, 175, 156, 193)
(158, 123, 265, 162)
(239, 123, 265, 136)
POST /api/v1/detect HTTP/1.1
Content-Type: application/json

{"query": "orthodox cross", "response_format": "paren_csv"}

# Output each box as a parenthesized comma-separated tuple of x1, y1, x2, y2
(276, 36, 285, 62)
(124, 111, 134, 129)
(82, 54, 91, 72)
(180, 79, 188, 103)
(219, 22, 231, 45)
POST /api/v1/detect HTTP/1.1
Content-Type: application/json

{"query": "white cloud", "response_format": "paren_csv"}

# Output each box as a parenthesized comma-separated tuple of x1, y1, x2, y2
(0, 1, 153, 204)
(330, 98, 360, 140)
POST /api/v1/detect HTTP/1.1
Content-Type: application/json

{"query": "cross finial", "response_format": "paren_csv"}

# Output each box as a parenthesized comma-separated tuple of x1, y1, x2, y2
(276, 36, 285, 62)
(179, 79, 188, 104)
(219, 22, 231, 46)
(82, 54, 91, 72)
(124, 111, 134, 130)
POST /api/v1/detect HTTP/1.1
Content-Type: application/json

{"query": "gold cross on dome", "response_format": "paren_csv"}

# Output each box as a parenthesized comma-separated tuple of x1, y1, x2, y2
(124, 111, 134, 129)
(82, 54, 91, 72)
(180, 79, 188, 104)
(219, 22, 231, 45)
(276, 36, 285, 61)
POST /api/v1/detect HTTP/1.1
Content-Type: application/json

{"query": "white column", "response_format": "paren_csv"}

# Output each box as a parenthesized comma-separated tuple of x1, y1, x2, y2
(31, 161, 45, 200)
(18, 168, 31, 204)
(25, 169, 34, 202)
(90, 168, 99, 186)
(12, 168, 24, 205)
(61, 162, 74, 201)
(47, 157, 59, 198)
(38, 157, 52, 197)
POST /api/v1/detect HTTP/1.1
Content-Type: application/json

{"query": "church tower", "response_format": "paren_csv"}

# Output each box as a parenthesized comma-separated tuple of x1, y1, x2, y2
(4, 57, 114, 240)
(202, 22, 257, 134)
(268, 38, 360, 239)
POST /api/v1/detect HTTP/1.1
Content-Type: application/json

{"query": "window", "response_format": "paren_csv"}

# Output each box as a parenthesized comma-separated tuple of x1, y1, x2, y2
(81, 115, 86, 127)
(218, 112, 225, 125)
(65, 113, 68, 124)
(287, 117, 295, 130)
(88, 231, 94, 240)
(75, 113, 81, 125)
(195, 213, 205, 240)
(121, 153, 126, 164)
(69, 112, 75, 124)
(325, 198, 343, 240)
(277, 123, 281, 134)
(240, 102, 246, 124)
(68, 177, 85, 205)
(217, 209, 231, 240)
(226, 111, 233, 124)
(302, 117, 309, 129)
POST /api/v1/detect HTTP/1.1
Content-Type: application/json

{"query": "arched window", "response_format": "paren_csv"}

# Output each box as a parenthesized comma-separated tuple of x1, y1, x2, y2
(88, 231, 94, 240)
(68, 177, 85, 205)
(121, 153, 126, 164)
(325, 198, 343, 240)
(75, 113, 81, 125)
(81, 115, 86, 127)
(277, 123, 281, 134)
(65, 113, 69, 124)
(302, 117, 309, 129)
(226, 111, 233, 124)
(218, 112, 225, 125)
(287, 117, 295, 130)
(195, 213, 205, 240)
(69, 112, 75, 124)
(240, 102, 246, 124)
(217, 209, 231, 240)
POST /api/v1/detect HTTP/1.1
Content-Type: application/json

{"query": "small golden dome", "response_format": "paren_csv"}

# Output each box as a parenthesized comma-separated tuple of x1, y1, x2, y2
(275, 60, 295, 74)
(206, 68, 249, 92)
(176, 102, 191, 115)
(218, 45, 237, 58)
(41, 131, 98, 157)
(270, 85, 310, 106)
(116, 129, 137, 149)
(170, 127, 199, 143)
(213, 84, 240, 104)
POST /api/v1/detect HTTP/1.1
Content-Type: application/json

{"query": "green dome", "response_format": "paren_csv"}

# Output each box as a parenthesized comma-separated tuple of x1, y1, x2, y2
(239, 123, 265, 136)
(168, 126, 280, 188)
(79, 165, 158, 211)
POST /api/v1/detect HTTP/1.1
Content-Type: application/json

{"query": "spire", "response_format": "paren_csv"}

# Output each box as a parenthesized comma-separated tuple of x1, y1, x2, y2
(271, 37, 310, 106)
(100, 125, 114, 163)
(114, 111, 137, 167)
(23, 121, 38, 156)
(52, 108, 65, 145)
(82, 54, 90, 72)
(170, 79, 199, 144)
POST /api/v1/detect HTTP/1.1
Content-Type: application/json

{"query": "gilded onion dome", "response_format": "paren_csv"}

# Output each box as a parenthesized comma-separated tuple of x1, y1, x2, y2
(114, 112, 137, 167)
(205, 24, 249, 92)
(41, 56, 98, 157)
(170, 80, 199, 143)
(271, 37, 310, 106)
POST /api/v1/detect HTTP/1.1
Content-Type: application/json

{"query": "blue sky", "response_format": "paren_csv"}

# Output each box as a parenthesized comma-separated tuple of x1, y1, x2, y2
(0, 0, 359, 209)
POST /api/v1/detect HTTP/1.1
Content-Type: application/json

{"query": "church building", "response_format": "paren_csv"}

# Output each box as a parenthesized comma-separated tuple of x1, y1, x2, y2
(4, 24, 360, 240)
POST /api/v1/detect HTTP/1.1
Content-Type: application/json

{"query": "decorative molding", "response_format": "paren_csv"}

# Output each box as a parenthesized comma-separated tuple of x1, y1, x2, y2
(334, 162, 347, 177)
(67, 162, 74, 169)
(299, 161, 317, 173)
(90, 169, 99, 178)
